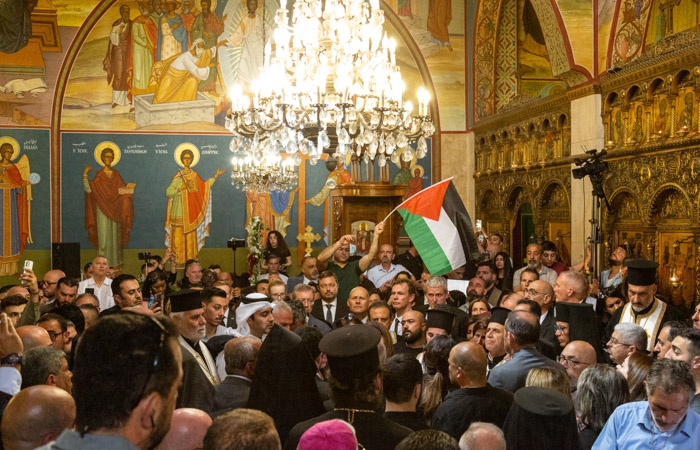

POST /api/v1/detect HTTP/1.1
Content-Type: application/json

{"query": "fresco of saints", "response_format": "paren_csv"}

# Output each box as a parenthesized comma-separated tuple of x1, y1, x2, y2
(405, 165, 424, 199)
(165, 144, 225, 268)
(192, 0, 226, 92)
(158, 0, 188, 61)
(152, 38, 227, 104)
(83, 143, 135, 268)
(227, 0, 265, 89)
(0, 138, 32, 276)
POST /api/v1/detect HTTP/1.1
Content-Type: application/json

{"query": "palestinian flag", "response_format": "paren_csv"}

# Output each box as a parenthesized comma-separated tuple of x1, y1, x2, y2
(395, 179, 480, 276)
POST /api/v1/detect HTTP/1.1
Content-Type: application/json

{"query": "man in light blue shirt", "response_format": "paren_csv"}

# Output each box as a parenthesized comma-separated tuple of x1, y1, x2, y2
(593, 359, 700, 449)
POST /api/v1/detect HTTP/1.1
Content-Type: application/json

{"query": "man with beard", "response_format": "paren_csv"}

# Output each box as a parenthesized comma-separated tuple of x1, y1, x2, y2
(600, 246, 626, 290)
(191, 0, 225, 92)
(605, 260, 681, 354)
(170, 289, 220, 412)
(461, 277, 486, 312)
(34, 313, 183, 450)
(476, 261, 502, 307)
(153, 37, 227, 103)
(104, 5, 132, 109)
(394, 310, 426, 358)
(512, 244, 557, 292)
(287, 256, 319, 291)
(364, 244, 409, 295)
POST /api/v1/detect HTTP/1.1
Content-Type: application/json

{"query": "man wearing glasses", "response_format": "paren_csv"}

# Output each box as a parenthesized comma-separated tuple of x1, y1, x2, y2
(36, 313, 70, 352)
(558, 340, 596, 396)
(523, 279, 556, 346)
(38, 269, 65, 311)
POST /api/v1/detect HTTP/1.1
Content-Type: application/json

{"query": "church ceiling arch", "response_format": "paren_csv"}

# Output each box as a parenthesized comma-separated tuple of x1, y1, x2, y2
(648, 184, 692, 224)
(473, 0, 591, 122)
(604, 188, 642, 225)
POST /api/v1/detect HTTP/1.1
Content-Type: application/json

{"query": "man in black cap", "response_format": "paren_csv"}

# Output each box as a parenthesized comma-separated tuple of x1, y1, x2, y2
(169, 289, 220, 412)
(485, 307, 509, 374)
(554, 302, 605, 362)
(425, 306, 455, 343)
(284, 325, 412, 450)
(605, 259, 681, 354)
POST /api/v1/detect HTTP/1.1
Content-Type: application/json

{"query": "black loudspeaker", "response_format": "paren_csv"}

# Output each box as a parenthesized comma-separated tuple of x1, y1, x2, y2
(52, 242, 81, 280)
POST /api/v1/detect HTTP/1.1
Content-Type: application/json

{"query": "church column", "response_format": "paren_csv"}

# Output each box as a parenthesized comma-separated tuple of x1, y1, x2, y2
(569, 94, 604, 267)
(442, 132, 474, 220)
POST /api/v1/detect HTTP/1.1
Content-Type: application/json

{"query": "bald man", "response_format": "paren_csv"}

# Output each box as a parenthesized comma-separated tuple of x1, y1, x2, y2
(156, 408, 212, 450)
(558, 340, 596, 395)
(523, 280, 556, 345)
(431, 341, 513, 441)
(347, 286, 370, 323)
(1, 385, 75, 450)
(16, 326, 52, 350)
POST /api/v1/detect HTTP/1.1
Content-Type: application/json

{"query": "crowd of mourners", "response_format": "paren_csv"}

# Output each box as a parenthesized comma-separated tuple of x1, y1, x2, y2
(0, 226, 699, 450)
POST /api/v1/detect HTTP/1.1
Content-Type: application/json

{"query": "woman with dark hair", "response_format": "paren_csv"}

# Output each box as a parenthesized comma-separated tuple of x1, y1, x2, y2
(576, 365, 630, 450)
(494, 252, 513, 292)
(142, 268, 171, 307)
(419, 335, 457, 424)
(617, 351, 653, 401)
(465, 316, 489, 349)
(264, 230, 292, 274)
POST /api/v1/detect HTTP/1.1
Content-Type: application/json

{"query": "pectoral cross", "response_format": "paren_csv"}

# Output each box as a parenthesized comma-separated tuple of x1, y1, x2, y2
(297, 225, 321, 257)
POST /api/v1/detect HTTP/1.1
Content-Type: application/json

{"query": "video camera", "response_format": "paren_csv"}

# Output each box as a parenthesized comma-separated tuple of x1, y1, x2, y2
(227, 238, 247, 250)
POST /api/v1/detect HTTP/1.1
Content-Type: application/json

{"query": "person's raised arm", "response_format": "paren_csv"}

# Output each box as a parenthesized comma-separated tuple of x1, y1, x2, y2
(359, 221, 385, 272)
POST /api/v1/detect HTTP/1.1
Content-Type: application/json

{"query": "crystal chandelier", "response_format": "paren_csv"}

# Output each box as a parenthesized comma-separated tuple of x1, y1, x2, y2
(231, 149, 298, 193)
(226, 0, 434, 191)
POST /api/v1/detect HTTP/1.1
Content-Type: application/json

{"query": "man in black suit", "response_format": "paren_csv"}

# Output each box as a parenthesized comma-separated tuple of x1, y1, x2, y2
(286, 256, 319, 292)
(212, 337, 261, 414)
(523, 280, 556, 347)
(293, 284, 331, 335)
(311, 271, 349, 327)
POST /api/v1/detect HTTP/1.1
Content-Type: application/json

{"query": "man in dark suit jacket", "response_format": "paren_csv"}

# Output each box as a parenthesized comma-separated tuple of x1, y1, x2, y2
(213, 337, 261, 413)
(523, 280, 557, 347)
(311, 272, 349, 326)
(488, 310, 566, 393)
(286, 256, 319, 292)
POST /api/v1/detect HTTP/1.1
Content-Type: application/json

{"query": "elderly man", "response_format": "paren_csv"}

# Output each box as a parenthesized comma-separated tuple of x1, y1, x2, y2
(488, 310, 566, 392)
(317, 222, 384, 303)
(606, 322, 647, 366)
(169, 289, 220, 412)
(512, 244, 557, 291)
(364, 244, 409, 294)
(20, 346, 72, 393)
(77, 255, 113, 310)
(558, 340, 597, 394)
(432, 342, 513, 441)
(272, 300, 294, 330)
(2, 385, 75, 450)
(553, 270, 596, 310)
(664, 328, 700, 414)
(419, 276, 467, 340)
(285, 326, 412, 450)
(606, 260, 681, 353)
(213, 337, 261, 413)
(485, 307, 509, 374)
(35, 313, 183, 450)
(347, 286, 371, 323)
(523, 279, 556, 346)
(593, 359, 700, 449)
(39, 269, 66, 306)
(287, 256, 319, 291)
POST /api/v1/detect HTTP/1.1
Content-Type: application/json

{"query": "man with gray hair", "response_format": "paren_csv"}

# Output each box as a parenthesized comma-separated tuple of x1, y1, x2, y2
(272, 300, 294, 330)
(459, 422, 506, 450)
(169, 289, 220, 412)
(420, 276, 467, 340)
(292, 284, 331, 335)
(593, 359, 700, 448)
(553, 270, 596, 310)
(213, 337, 262, 413)
(513, 244, 557, 291)
(20, 346, 72, 393)
(606, 322, 647, 365)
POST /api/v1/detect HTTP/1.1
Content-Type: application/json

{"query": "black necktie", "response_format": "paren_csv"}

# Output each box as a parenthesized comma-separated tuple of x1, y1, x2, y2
(326, 304, 333, 323)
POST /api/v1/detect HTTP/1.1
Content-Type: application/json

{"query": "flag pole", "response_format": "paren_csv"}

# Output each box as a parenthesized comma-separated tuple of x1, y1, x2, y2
(381, 177, 455, 223)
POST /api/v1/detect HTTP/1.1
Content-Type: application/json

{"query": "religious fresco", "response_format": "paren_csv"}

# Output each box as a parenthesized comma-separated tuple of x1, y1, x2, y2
(0, 129, 50, 276)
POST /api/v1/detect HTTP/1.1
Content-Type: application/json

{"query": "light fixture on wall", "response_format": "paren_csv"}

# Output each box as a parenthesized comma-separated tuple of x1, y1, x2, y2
(226, 0, 434, 192)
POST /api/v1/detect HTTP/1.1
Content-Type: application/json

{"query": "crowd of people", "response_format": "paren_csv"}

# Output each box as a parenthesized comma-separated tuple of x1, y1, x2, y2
(1, 228, 699, 450)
